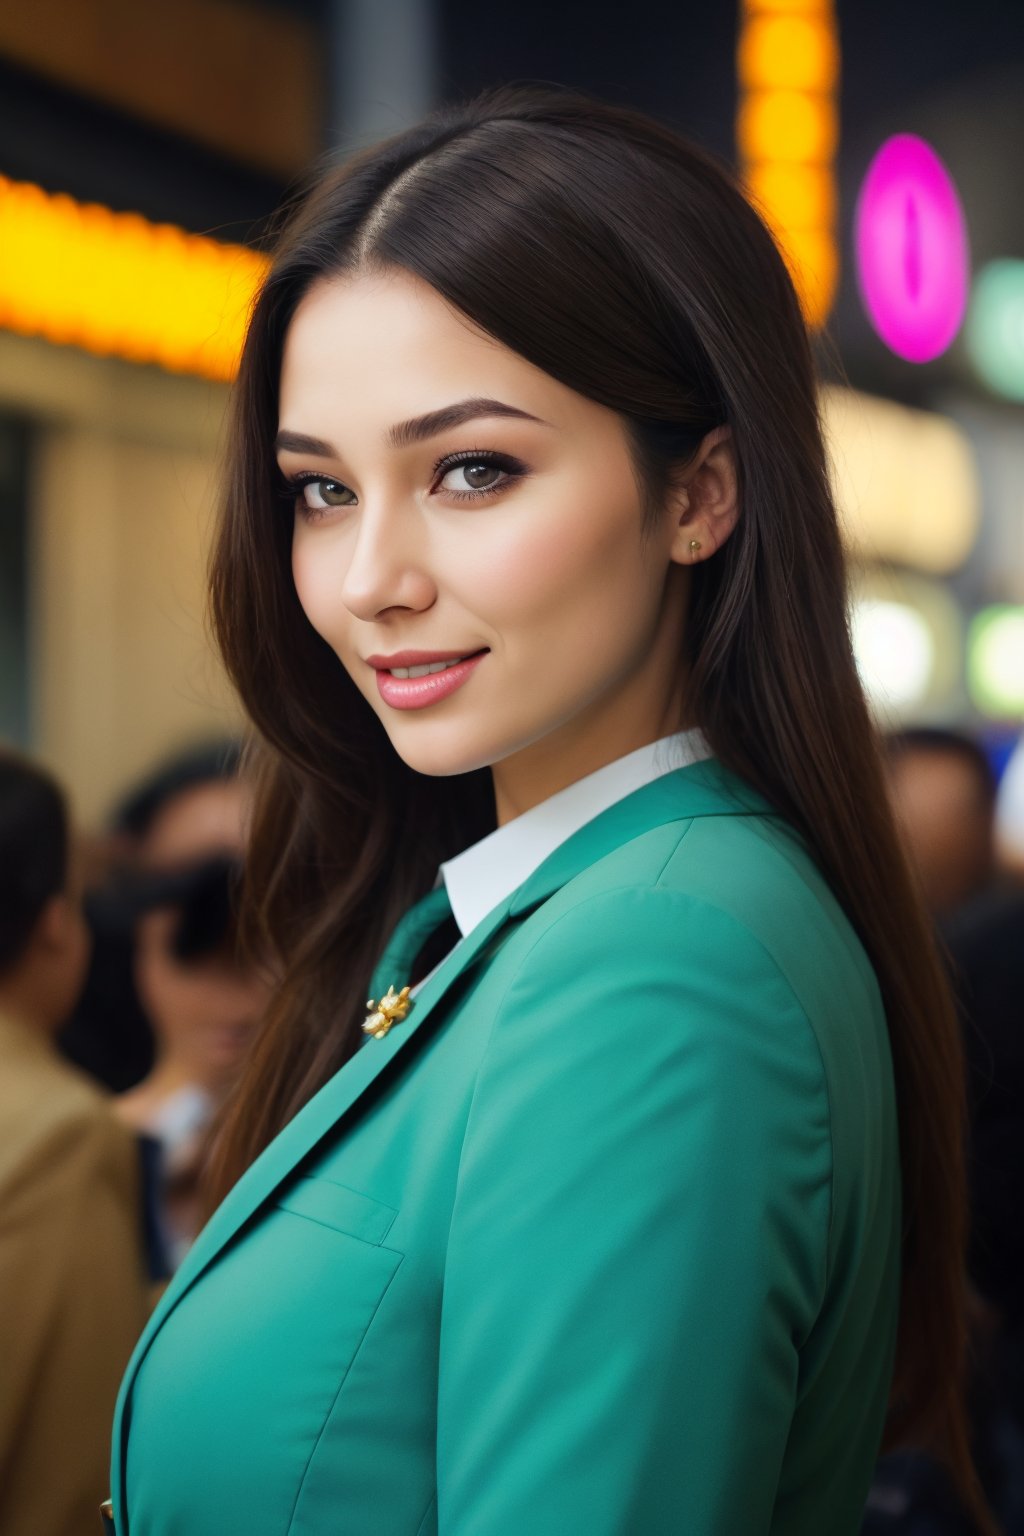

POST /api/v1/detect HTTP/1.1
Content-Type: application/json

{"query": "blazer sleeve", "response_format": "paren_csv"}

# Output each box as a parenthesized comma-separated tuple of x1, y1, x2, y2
(436, 885, 832, 1535)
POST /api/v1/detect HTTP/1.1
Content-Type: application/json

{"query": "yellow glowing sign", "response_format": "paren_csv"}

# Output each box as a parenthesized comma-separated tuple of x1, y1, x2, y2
(737, 0, 840, 327)
(0, 176, 269, 381)
(738, 14, 839, 92)
(822, 385, 979, 575)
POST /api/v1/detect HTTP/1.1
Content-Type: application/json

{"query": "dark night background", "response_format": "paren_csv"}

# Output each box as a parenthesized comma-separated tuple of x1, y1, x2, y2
(0, 0, 1021, 406)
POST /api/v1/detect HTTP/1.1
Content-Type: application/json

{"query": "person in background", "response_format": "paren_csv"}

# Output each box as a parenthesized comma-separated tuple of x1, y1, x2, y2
(0, 748, 148, 1536)
(866, 730, 1024, 1533)
(885, 728, 998, 920)
(110, 743, 272, 1274)
(947, 883, 1024, 1343)
(943, 880, 1024, 1534)
(884, 725, 1023, 1351)
(60, 742, 248, 1094)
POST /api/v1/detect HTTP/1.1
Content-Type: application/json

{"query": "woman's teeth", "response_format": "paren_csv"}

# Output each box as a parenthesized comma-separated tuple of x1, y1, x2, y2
(389, 657, 469, 678)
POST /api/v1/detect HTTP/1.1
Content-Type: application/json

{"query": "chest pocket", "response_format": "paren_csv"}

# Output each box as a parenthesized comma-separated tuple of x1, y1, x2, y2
(127, 1176, 403, 1536)
(274, 1174, 398, 1244)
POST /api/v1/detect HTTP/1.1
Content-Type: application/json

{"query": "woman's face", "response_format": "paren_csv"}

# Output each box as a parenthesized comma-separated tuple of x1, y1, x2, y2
(281, 269, 722, 819)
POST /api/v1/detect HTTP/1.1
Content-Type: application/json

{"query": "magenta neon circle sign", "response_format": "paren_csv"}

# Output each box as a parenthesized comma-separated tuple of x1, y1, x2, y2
(855, 135, 969, 363)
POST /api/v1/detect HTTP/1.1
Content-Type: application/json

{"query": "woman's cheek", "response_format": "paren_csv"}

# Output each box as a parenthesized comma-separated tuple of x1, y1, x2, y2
(508, 499, 633, 632)
(291, 537, 337, 645)
(482, 494, 604, 612)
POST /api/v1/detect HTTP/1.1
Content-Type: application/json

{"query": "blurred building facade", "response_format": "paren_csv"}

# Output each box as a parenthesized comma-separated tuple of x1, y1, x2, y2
(0, 0, 322, 823)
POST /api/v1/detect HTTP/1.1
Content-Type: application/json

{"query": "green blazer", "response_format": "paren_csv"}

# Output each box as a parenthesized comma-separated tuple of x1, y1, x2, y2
(109, 759, 900, 1535)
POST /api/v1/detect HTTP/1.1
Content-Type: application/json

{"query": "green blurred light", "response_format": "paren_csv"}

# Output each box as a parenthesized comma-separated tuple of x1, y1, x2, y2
(965, 260, 1024, 402)
(968, 607, 1024, 717)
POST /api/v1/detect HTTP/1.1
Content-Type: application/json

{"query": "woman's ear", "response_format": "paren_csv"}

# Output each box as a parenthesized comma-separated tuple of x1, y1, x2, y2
(667, 426, 739, 566)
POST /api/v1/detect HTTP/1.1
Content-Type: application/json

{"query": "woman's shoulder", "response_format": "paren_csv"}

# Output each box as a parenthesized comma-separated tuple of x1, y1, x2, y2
(535, 803, 874, 992)
(492, 804, 890, 1116)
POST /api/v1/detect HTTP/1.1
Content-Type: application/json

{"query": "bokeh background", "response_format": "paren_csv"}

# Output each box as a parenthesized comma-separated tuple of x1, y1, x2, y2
(0, 0, 1022, 834)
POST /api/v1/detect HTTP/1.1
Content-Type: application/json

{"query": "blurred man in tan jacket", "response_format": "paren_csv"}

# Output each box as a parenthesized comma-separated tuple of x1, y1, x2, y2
(0, 750, 149, 1536)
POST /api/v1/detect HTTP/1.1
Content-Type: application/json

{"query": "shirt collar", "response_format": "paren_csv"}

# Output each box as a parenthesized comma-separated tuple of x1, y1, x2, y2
(439, 727, 712, 938)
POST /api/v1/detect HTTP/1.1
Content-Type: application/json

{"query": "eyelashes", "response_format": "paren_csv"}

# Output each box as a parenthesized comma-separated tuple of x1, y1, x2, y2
(279, 448, 528, 520)
(433, 448, 527, 502)
(279, 472, 354, 515)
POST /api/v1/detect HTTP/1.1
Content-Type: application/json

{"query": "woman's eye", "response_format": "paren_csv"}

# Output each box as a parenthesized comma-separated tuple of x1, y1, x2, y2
(299, 478, 355, 510)
(438, 459, 514, 496)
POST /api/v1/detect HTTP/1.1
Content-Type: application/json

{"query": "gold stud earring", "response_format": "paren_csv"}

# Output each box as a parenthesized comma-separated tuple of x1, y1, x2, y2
(689, 539, 702, 556)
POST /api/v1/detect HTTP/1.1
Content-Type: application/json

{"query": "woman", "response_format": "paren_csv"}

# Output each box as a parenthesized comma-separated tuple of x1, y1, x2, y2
(108, 89, 983, 1535)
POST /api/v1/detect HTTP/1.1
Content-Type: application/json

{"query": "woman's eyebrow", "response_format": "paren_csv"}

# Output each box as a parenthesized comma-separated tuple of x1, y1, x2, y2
(275, 398, 549, 460)
(275, 430, 337, 456)
(387, 397, 549, 447)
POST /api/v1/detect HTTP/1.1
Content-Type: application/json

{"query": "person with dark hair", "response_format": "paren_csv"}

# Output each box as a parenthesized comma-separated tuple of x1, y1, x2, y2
(58, 740, 245, 1094)
(947, 883, 1024, 1531)
(109, 740, 243, 843)
(57, 740, 266, 1278)
(863, 876, 1024, 1534)
(885, 727, 999, 919)
(0, 749, 147, 1536)
(947, 885, 1024, 1339)
(108, 89, 984, 1535)
(112, 748, 270, 1274)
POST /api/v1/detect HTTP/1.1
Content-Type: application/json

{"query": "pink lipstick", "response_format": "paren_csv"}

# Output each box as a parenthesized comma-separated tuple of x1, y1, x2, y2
(369, 649, 489, 710)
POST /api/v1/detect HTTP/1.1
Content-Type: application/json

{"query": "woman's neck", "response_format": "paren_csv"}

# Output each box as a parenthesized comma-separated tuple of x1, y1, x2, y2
(491, 698, 693, 827)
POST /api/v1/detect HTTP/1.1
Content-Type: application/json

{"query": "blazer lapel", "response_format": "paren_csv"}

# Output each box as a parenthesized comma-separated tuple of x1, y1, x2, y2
(184, 885, 505, 1272)
(115, 883, 514, 1398)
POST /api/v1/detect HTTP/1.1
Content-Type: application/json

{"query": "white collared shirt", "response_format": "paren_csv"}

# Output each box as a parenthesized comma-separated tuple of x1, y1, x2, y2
(409, 727, 712, 996)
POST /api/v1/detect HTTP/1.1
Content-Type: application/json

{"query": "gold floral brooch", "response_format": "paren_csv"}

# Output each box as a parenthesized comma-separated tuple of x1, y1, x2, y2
(363, 984, 412, 1040)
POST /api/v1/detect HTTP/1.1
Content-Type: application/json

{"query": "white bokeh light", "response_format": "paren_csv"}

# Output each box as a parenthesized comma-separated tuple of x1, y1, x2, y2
(851, 599, 935, 711)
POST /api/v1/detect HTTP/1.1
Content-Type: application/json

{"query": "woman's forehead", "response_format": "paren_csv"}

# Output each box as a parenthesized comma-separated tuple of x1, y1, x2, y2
(283, 272, 524, 400)
(278, 269, 609, 446)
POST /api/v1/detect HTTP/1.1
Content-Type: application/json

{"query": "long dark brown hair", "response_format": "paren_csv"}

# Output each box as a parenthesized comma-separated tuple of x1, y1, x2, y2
(207, 87, 984, 1523)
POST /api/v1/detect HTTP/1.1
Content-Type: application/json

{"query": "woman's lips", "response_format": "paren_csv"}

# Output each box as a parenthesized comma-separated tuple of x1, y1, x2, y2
(375, 650, 488, 710)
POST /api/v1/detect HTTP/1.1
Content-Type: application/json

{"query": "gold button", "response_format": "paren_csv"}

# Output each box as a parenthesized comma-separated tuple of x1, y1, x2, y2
(100, 1499, 113, 1517)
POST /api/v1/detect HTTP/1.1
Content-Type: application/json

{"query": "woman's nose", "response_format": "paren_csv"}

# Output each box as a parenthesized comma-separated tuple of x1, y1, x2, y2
(340, 502, 436, 622)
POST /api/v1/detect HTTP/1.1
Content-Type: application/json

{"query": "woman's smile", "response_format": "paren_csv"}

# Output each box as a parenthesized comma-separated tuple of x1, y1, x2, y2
(371, 648, 490, 709)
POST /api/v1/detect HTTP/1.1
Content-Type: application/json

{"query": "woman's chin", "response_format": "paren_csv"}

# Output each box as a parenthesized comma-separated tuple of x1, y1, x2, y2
(384, 726, 504, 780)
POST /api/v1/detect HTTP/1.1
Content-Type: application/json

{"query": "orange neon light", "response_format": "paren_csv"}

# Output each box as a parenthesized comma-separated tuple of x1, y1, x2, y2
(737, 0, 840, 327)
(0, 176, 269, 381)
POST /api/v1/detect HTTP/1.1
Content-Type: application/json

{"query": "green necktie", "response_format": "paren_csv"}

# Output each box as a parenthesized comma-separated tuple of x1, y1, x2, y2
(367, 883, 460, 1004)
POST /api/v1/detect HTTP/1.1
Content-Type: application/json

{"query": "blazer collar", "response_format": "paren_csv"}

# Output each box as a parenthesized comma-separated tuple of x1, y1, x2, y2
(439, 727, 712, 938)
(112, 756, 773, 1519)
(509, 756, 771, 917)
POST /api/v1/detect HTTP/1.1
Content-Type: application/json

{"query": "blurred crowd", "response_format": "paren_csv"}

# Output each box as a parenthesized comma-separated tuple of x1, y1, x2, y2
(0, 740, 270, 1533)
(865, 730, 1024, 1535)
(1, 726, 1023, 1535)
